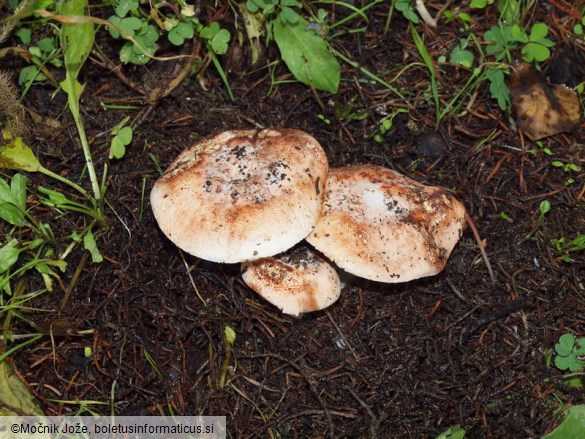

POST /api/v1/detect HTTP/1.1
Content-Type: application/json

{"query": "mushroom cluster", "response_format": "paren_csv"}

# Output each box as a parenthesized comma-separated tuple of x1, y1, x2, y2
(151, 128, 466, 315)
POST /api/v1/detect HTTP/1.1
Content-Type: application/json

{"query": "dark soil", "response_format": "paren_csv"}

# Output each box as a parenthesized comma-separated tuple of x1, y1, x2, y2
(1, 1, 584, 438)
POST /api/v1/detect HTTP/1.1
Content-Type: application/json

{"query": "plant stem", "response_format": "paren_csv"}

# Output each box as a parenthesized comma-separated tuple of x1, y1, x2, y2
(331, 48, 407, 100)
(38, 164, 91, 201)
(73, 116, 102, 204)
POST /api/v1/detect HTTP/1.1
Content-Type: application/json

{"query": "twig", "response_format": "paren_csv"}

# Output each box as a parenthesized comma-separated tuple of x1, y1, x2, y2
(179, 250, 206, 306)
(346, 387, 388, 439)
(464, 298, 534, 340)
(325, 310, 359, 361)
(465, 213, 496, 285)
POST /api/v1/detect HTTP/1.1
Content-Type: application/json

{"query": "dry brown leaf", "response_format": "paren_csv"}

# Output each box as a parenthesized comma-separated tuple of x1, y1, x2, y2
(510, 62, 581, 141)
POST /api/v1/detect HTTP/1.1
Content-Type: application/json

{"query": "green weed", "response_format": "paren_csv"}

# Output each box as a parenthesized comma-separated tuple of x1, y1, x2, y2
(108, 116, 133, 160)
(551, 160, 580, 186)
(219, 325, 236, 389)
(60, 0, 104, 220)
(542, 404, 585, 439)
(551, 235, 585, 263)
(15, 32, 62, 89)
(246, 0, 340, 94)
(371, 108, 408, 142)
(521, 200, 550, 242)
(550, 333, 585, 389)
(435, 424, 466, 439)
(554, 334, 585, 373)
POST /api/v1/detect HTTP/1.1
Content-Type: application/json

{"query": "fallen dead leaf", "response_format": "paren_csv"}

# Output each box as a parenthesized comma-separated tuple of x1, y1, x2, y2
(510, 62, 581, 141)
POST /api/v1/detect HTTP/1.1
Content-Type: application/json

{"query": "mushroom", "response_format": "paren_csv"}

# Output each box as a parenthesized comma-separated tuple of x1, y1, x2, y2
(241, 247, 341, 316)
(306, 164, 466, 283)
(150, 129, 328, 263)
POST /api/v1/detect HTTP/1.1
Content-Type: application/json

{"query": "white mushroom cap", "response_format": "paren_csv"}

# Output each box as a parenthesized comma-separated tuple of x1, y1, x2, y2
(306, 165, 466, 283)
(150, 129, 328, 263)
(241, 247, 341, 315)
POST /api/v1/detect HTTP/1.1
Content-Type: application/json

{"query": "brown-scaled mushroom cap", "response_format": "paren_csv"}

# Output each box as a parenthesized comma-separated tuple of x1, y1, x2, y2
(150, 129, 328, 263)
(241, 247, 341, 315)
(306, 165, 466, 283)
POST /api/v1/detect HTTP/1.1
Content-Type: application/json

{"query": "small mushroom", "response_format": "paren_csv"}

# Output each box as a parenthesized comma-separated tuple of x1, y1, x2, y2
(306, 164, 466, 283)
(511, 62, 581, 141)
(241, 247, 341, 316)
(150, 129, 328, 263)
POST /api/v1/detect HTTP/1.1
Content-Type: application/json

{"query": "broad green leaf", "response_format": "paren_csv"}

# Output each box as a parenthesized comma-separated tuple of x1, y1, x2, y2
(35, 260, 66, 292)
(0, 360, 44, 416)
(280, 6, 300, 25)
(18, 65, 47, 85)
(35, 261, 55, 291)
(168, 22, 194, 46)
(542, 405, 585, 439)
(554, 354, 573, 371)
(485, 68, 510, 111)
(554, 339, 571, 357)
(0, 136, 42, 172)
(83, 230, 103, 263)
(0, 203, 26, 226)
(247, 0, 269, 14)
(395, 0, 419, 23)
(60, 75, 85, 100)
(108, 15, 123, 38)
(575, 338, 585, 355)
(247, 1, 260, 13)
(59, 0, 94, 196)
(15, 28, 31, 45)
(116, 126, 133, 144)
(169, 27, 187, 45)
(210, 29, 230, 55)
(164, 18, 179, 32)
(450, 46, 474, 68)
(176, 22, 194, 38)
(470, 0, 494, 7)
(281, 0, 301, 6)
(0, 239, 22, 273)
(109, 137, 126, 159)
(559, 334, 576, 349)
(115, 0, 139, 18)
(200, 21, 220, 39)
(521, 43, 550, 62)
(484, 25, 515, 61)
(130, 34, 158, 63)
(37, 37, 56, 53)
(37, 187, 93, 216)
(529, 22, 549, 40)
(0, 178, 15, 204)
(60, 0, 94, 81)
(144, 23, 160, 42)
(272, 16, 340, 94)
(510, 24, 528, 43)
(120, 43, 140, 64)
(11, 173, 27, 212)
(435, 424, 466, 439)
(38, 186, 71, 207)
(120, 16, 142, 37)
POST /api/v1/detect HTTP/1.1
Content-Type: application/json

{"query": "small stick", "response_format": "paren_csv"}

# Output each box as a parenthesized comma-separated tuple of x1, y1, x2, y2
(179, 250, 206, 305)
(465, 213, 496, 285)
(325, 310, 359, 361)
